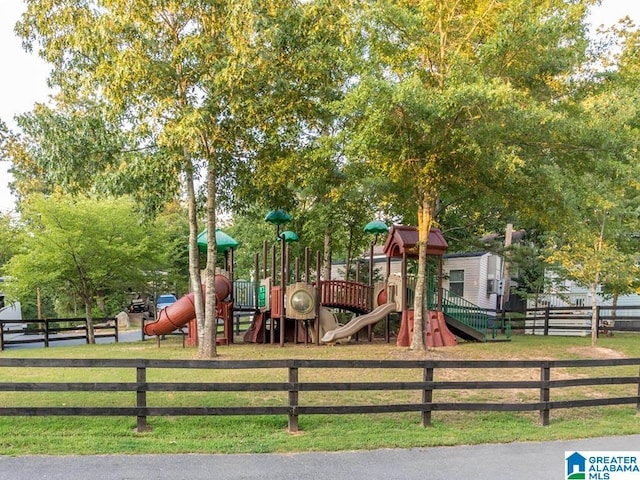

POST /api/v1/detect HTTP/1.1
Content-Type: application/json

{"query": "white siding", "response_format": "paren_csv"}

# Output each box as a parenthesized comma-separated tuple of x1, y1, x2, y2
(443, 256, 482, 306)
(330, 252, 509, 311)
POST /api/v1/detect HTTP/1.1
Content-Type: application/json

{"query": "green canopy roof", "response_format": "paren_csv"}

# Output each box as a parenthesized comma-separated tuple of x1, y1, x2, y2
(264, 209, 292, 225)
(364, 220, 389, 235)
(197, 228, 239, 254)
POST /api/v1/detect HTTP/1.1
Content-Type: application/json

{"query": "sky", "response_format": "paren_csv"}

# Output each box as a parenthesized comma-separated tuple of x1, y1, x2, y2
(1, 1, 639, 215)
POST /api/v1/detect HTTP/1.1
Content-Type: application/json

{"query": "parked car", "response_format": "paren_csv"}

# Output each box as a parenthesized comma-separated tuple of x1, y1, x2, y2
(156, 294, 177, 315)
(129, 296, 148, 313)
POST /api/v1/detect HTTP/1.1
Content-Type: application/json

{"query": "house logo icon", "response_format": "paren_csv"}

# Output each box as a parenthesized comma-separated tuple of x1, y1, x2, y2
(566, 452, 587, 479)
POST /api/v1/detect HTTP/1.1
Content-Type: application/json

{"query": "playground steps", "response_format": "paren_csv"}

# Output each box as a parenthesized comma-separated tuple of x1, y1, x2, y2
(432, 288, 510, 343)
(442, 314, 486, 342)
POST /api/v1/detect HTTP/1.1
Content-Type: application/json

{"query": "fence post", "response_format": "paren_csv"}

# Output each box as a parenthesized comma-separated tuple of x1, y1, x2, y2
(0, 321, 4, 351)
(44, 319, 50, 348)
(421, 366, 434, 427)
(637, 366, 640, 415)
(288, 363, 299, 433)
(540, 362, 550, 426)
(136, 366, 150, 432)
(543, 307, 550, 336)
(114, 317, 119, 343)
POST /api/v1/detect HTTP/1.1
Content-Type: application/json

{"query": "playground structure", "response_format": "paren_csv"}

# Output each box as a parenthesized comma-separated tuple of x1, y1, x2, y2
(144, 224, 496, 347)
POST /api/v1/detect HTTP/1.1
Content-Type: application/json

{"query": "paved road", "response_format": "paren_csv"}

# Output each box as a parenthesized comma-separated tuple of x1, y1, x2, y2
(1, 435, 638, 480)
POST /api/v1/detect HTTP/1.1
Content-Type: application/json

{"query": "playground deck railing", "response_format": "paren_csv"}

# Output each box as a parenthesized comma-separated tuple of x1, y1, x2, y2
(319, 280, 371, 313)
(0, 358, 638, 433)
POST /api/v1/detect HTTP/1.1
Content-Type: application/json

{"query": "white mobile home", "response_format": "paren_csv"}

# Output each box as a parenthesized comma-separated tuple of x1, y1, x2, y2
(441, 252, 504, 311)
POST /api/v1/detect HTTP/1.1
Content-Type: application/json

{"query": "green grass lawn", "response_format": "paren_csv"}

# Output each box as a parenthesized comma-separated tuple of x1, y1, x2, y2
(0, 333, 639, 455)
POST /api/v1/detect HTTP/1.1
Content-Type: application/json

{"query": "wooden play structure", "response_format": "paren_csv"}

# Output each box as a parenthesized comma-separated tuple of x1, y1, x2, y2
(144, 224, 490, 348)
(242, 225, 458, 347)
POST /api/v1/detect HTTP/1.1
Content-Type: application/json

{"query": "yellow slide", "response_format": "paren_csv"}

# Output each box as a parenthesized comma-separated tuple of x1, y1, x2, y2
(321, 303, 397, 344)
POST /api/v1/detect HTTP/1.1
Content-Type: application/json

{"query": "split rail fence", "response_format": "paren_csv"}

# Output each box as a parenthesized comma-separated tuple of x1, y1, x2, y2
(0, 358, 638, 433)
(0, 318, 118, 351)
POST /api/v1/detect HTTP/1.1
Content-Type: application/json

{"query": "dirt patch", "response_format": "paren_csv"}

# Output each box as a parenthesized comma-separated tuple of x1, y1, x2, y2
(566, 346, 627, 359)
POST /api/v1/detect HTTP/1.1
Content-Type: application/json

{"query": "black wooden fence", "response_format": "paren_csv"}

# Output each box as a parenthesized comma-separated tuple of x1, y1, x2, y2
(0, 318, 118, 351)
(0, 358, 638, 433)
(488, 305, 640, 337)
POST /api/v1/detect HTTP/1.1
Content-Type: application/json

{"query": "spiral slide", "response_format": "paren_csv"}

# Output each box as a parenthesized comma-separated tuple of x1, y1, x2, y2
(320, 302, 397, 344)
(144, 292, 197, 336)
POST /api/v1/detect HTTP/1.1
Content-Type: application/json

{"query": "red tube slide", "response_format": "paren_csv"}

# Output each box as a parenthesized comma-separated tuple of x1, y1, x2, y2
(144, 275, 231, 337)
(144, 292, 197, 336)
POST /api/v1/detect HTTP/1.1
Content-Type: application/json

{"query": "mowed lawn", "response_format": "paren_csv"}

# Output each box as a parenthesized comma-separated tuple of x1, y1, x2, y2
(0, 333, 639, 455)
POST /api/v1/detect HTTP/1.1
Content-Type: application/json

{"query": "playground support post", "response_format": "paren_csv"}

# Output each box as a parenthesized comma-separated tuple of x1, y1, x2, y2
(368, 241, 374, 342)
(315, 250, 321, 346)
(254, 252, 260, 316)
(280, 234, 286, 347)
(271, 243, 277, 344)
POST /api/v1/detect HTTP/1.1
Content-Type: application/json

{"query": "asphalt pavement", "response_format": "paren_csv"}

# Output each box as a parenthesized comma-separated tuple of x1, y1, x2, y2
(1, 435, 638, 480)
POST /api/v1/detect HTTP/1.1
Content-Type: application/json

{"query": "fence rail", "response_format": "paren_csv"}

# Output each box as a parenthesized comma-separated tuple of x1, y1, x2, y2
(486, 305, 640, 337)
(0, 358, 638, 433)
(0, 318, 118, 351)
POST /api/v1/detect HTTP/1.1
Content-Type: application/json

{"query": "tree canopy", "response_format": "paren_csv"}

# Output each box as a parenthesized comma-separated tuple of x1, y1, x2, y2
(2, 195, 161, 342)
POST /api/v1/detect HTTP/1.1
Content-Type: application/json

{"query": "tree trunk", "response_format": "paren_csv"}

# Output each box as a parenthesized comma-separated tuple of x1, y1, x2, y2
(84, 299, 95, 344)
(201, 160, 218, 358)
(590, 280, 599, 347)
(591, 214, 605, 348)
(185, 158, 204, 345)
(322, 223, 333, 280)
(411, 192, 436, 351)
(344, 227, 354, 281)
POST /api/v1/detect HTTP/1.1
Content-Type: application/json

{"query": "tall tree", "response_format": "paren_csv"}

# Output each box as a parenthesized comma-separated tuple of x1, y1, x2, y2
(230, 0, 361, 280)
(3, 195, 156, 342)
(547, 23, 640, 346)
(343, 0, 608, 350)
(16, 0, 357, 357)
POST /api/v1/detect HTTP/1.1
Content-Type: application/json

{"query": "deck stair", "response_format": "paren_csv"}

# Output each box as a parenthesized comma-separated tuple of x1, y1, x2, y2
(429, 288, 504, 342)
